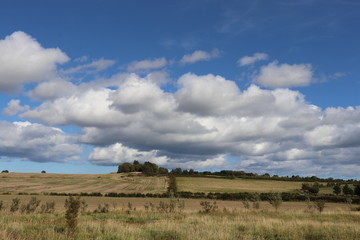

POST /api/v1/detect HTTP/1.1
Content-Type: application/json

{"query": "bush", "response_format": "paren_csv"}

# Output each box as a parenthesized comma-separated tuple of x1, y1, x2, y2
(40, 201, 56, 213)
(199, 201, 218, 213)
(1, 170, 9, 173)
(314, 200, 326, 213)
(10, 198, 21, 212)
(93, 203, 110, 213)
(65, 196, 82, 234)
(0, 200, 4, 211)
(20, 197, 41, 214)
(267, 193, 282, 212)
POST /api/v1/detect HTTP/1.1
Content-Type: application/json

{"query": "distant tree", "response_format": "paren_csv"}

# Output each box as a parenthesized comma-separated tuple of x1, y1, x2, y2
(142, 162, 158, 175)
(118, 162, 135, 173)
(158, 167, 169, 175)
(1, 170, 9, 173)
(354, 185, 360, 196)
(133, 160, 140, 165)
(333, 184, 341, 195)
(314, 200, 326, 213)
(171, 168, 182, 175)
(342, 184, 354, 195)
(41, 170, 46, 173)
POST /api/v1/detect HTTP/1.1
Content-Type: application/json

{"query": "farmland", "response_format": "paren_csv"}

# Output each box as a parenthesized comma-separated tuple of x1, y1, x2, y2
(176, 176, 304, 193)
(0, 173, 167, 194)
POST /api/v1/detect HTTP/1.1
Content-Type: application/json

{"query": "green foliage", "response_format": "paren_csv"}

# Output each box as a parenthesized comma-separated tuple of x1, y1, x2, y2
(199, 200, 218, 213)
(342, 184, 354, 195)
(118, 162, 135, 173)
(142, 161, 159, 175)
(333, 184, 341, 195)
(267, 193, 283, 212)
(354, 185, 360, 196)
(249, 193, 261, 209)
(65, 196, 82, 233)
(10, 197, 21, 212)
(301, 182, 320, 194)
(1, 170, 9, 173)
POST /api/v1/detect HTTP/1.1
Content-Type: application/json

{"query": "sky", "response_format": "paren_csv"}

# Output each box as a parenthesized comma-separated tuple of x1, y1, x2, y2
(0, 0, 359, 178)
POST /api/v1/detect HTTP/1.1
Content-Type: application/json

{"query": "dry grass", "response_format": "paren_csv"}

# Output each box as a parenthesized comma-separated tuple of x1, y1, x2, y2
(0, 173, 167, 194)
(0, 198, 359, 240)
(177, 177, 304, 193)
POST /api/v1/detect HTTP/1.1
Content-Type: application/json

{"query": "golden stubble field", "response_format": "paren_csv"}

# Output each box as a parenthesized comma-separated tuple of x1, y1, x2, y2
(0, 173, 167, 194)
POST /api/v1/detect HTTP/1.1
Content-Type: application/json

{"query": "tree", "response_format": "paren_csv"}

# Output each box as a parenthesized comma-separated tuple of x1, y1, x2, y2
(314, 200, 325, 213)
(354, 185, 360, 196)
(333, 184, 341, 195)
(342, 184, 354, 195)
(65, 196, 81, 234)
(41, 170, 46, 173)
(142, 162, 159, 175)
(267, 193, 282, 212)
(1, 170, 9, 173)
(118, 162, 135, 173)
(171, 168, 182, 175)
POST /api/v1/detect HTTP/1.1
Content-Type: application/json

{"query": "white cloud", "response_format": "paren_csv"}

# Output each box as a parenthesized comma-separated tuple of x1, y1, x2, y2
(255, 61, 313, 88)
(3, 99, 29, 116)
(238, 52, 268, 66)
(64, 58, 115, 74)
(20, 72, 360, 177)
(0, 31, 69, 93)
(0, 121, 81, 162)
(88, 143, 169, 166)
(28, 79, 77, 101)
(179, 49, 220, 64)
(127, 57, 167, 72)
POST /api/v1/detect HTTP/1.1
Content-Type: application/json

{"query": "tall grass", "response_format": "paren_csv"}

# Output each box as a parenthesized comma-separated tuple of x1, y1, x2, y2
(0, 202, 359, 240)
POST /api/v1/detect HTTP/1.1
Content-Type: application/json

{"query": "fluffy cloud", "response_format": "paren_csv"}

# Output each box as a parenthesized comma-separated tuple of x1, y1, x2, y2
(28, 79, 77, 101)
(20, 72, 360, 177)
(88, 143, 169, 166)
(127, 57, 167, 72)
(180, 49, 220, 64)
(255, 61, 313, 88)
(0, 31, 69, 93)
(3, 100, 29, 116)
(238, 52, 268, 66)
(0, 121, 81, 162)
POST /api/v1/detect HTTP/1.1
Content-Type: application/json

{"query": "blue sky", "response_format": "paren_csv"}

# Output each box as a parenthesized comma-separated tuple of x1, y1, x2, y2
(0, 0, 359, 178)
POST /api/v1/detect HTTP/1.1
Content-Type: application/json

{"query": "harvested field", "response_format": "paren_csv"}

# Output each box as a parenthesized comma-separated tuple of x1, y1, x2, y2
(177, 177, 304, 193)
(0, 173, 167, 194)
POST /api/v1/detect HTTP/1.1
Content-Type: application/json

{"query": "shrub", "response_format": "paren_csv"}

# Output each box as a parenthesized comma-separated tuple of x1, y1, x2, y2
(267, 193, 282, 212)
(40, 201, 56, 213)
(314, 200, 326, 213)
(0, 200, 4, 211)
(93, 203, 110, 213)
(41, 170, 46, 173)
(20, 197, 41, 214)
(199, 201, 218, 213)
(65, 196, 82, 234)
(10, 198, 21, 212)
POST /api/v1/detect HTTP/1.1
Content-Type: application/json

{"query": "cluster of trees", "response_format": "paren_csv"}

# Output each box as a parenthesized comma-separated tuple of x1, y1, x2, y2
(301, 182, 322, 194)
(117, 161, 168, 176)
(333, 184, 360, 196)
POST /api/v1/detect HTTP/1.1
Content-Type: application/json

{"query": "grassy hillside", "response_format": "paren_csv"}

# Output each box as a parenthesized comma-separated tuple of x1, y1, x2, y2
(0, 173, 167, 194)
(176, 177, 304, 193)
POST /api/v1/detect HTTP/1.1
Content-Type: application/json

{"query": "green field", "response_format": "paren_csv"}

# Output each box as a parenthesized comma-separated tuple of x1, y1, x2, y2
(176, 177, 305, 193)
(0, 173, 167, 194)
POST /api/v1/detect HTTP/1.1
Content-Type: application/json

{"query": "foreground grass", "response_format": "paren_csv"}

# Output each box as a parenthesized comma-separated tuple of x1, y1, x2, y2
(0, 207, 359, 240)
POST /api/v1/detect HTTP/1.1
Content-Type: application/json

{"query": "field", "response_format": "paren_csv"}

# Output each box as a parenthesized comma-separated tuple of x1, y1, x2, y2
(176, 177, 304, 193)
(0, 196, 359, 240)
(0, 173, 167, 194)
(1, 173, 359, 239)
